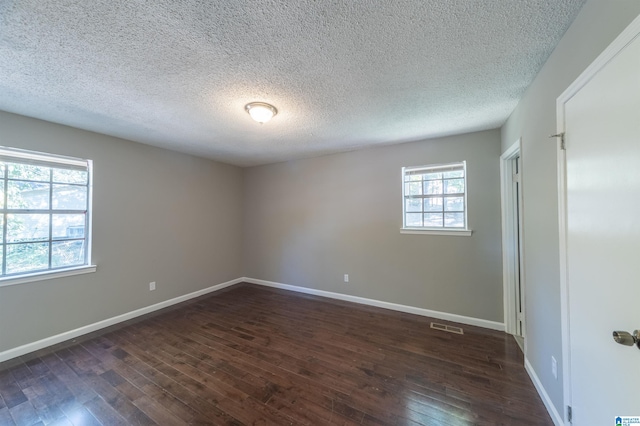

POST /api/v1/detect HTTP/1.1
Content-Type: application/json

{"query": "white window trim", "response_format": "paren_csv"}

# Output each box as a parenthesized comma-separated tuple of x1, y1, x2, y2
(400, 228, 472, 236)
(0, 147, 88, 168)
(401, 161, 472, 236)
(0, 264, 97, 287)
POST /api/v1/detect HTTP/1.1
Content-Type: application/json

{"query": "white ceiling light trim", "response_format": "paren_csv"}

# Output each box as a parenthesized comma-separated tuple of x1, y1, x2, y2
(245, 102, 278, 123)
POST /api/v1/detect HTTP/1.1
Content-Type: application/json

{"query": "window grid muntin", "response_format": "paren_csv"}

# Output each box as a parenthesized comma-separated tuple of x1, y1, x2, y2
(403, 162, 467, 230)
(0, 155, 90, 278)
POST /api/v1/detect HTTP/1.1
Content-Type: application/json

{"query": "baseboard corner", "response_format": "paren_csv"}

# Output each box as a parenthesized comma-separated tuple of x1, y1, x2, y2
(242, 277, 505, 332)
(0, 277, 244, 363)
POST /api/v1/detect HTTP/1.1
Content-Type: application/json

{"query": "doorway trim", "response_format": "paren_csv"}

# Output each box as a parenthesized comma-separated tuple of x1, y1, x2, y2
(556, 15, 640, 424)
(500, 138, 524, 337)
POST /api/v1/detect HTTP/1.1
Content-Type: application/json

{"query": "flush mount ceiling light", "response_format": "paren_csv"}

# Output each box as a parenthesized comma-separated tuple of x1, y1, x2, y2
(245, 102, 277, 123)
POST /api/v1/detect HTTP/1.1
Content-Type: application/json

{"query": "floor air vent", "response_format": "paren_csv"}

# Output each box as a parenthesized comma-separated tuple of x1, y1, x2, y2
(430, 322, 464, 335)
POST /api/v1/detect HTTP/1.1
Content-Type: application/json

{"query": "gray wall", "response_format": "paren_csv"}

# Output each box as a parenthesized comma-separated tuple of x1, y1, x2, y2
(501, 0, 640, 417)
(0, 111, 243, 353)
(243, 130, 503, 322)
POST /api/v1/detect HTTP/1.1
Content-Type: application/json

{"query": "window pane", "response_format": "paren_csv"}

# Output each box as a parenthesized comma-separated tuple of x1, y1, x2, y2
(445, 197, 464, 212)
(8, 163, 50, 181)
(443, 170, 464, 178)
(52, 168, 88, 184)
(0, 150, 90, 277)
(424, 213, 443, 227)
(52, 214, 85, 239)
(424, 197, 443, 212)
(423, 180, 443, 195)
(423, 172, 442, 181)
(7, 214, 49, 242)
(406, 213, 422, 227)
(6, 242, 49, 274)
(52, 185, 87, 210)
(444, 178, 464, 194)
(403, 163, 466, 230)
(7, 181, 50, 209)
(445, 213, 465, 228)
(52, 240, 85, 268)
(405, 198, 422, 213)
(405, 182, 422, 196)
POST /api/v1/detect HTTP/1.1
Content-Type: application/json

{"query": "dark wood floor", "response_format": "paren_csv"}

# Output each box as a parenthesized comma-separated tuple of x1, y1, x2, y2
(0, 283, 552, 425)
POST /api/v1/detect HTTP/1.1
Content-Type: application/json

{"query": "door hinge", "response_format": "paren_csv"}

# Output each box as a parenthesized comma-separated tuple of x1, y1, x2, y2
(567, 405, 572, 423)
(512, 172, 520, 183)
(549, 133, 565, 150)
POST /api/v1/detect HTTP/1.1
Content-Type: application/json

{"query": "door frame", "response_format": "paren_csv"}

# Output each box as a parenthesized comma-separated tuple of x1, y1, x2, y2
(500, 139, 525, 337)
(557, 15, 640, 424)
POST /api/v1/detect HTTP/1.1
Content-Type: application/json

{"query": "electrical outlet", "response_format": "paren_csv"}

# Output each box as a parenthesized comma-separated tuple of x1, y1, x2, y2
(149, 281, 156, 291)
(344, 274, 349, 283)
(551, 356, 557, 379)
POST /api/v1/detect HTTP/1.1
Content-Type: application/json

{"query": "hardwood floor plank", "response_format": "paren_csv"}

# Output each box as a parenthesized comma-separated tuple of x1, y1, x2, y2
(8, 400, 41, 426)
(0, 370, 28, 409)
(148, 314, 378, 423)
(0, 283, 553, 425)
(95, 337, 236, 424)
(39, 355, 97, 413)
(83, 395, 129, 425)
(153, 312, 423, 424)
(0, 406, 16, 426)
(46, 417, 73, 426)
(109, 329, 299, 425)
(129, 395, 186, 426)
(143, 319, 367, 425)
(63, 405, 102, 426)
(31, 400, 65, 425)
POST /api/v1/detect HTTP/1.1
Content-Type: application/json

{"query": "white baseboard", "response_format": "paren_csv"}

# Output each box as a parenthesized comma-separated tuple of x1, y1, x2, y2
(1, 276, 506, 364)
(525, 357, 565, 426)
(0, 277, 243, 363)
(242, 277, 505, 331)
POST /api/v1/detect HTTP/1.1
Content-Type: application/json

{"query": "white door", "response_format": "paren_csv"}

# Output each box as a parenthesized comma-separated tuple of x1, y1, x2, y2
(559, 18, 640, 425)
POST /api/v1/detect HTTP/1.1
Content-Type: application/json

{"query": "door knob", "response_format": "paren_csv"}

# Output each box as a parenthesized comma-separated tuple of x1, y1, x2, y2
(612, 330, 640, 348)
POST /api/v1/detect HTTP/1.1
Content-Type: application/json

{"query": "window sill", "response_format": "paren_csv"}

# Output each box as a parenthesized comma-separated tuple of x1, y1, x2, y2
(401, 228, 473, 236)
(0, 265, 97, 288)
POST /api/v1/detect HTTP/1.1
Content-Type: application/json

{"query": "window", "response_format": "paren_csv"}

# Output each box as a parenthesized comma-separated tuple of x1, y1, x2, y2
(402, 161, 470, 235)
(0, 147, 93, 281)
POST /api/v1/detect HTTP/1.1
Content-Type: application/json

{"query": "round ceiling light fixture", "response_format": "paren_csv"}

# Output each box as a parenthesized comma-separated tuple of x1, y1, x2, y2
(245, 102, 278, 123)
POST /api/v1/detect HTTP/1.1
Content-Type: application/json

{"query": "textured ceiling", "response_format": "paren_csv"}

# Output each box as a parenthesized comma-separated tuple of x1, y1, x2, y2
(0, 0, 585, 166)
